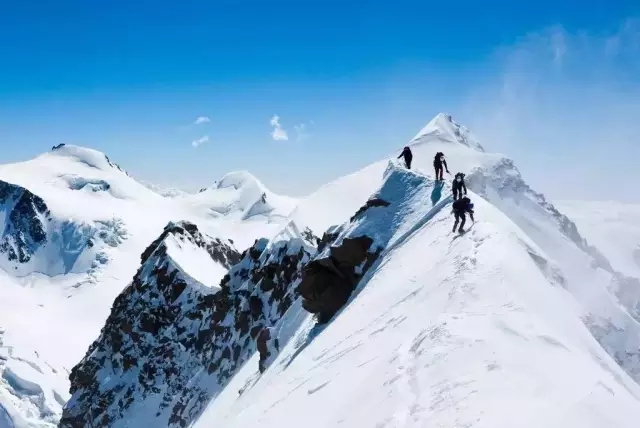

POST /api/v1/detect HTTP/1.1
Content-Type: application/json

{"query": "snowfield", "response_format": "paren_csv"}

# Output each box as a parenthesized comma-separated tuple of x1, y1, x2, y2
(0, 115, 639, 427)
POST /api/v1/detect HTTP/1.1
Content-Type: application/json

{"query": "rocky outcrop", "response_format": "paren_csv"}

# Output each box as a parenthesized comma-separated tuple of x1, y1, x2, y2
(60, 222, 313, 428)
(298, 162, 436, 324)
(350, 197, 390, 222)
(297, 236, 381, 323)
(256, 327, 279, 373)
(315, 225, 342, 253)
(0, 180, 129, 276)
(0, 180, 51, 264)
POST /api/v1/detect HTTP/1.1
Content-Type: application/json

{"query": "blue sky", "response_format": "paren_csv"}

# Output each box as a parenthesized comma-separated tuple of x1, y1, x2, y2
(1, 1, 639, 201)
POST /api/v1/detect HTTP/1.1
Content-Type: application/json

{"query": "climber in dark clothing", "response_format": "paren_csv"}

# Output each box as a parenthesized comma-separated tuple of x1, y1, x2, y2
(452, 172, 467, 201)
(398, 146, 413, 169)
(452, 196, 474, 233)
(433, 152, 450, 180)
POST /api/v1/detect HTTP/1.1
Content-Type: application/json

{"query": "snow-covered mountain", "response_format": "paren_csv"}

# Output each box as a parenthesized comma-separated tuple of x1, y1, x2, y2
(177, 171, 298, 222)
(192, 113, 640, 427)
(60, 221, 314, 427)
(2, 114, 640, 427)
(0, 144, 297, 427)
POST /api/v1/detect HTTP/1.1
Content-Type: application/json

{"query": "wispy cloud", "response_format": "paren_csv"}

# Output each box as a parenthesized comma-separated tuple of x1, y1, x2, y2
(193, 116, 210, 125)
(191, 135, 209, 148)
(270, 115, 288, 141)
(294, 122, 313, 141)
(460, 18, 640, 202)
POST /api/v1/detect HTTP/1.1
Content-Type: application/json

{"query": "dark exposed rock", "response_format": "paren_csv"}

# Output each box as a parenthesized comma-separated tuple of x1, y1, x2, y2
(60, 222, 312, 428)
(350, 197, 390, 222)
(257, 327, 279, 373)
(301, 227, 318, 245)
(316, 225, 342, 253)
(0, 180, 50, 264)
(297, 236, 380, 324)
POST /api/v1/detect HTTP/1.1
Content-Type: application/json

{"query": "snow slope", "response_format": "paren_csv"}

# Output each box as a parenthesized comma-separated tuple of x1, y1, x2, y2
(0, 327, 69, 428)
(288, 114, 640, 377)
(287, 113, 500, 236)
(197, 162, 640, 428)
(194, 115, 640, 427)
(0, 144, 297, 427)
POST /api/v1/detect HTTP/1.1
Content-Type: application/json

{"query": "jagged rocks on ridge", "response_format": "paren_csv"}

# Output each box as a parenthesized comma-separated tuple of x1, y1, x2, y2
(60, 221, 313, 428)
(0, 180, 51, 264)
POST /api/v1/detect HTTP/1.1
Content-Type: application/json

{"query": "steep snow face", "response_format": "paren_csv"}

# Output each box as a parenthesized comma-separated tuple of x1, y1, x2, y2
(0, 179, 129, 277)
(197, 165, 640, 428)
(410, 112, 485, 151)
(60, 221, 315, 428)
(287, 113, 640, 389)
(288, 114, 494, 236)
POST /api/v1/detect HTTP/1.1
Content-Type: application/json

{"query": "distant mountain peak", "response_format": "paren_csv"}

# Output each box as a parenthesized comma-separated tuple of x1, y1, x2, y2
(214, 171, 264, 191)
(48, 143, 129, 175)
(410, 112, 485, 152)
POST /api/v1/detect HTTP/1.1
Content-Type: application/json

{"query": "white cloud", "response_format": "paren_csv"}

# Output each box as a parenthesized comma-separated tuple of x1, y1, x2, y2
(270, 115, 288, 141)
(191, 135, 209, 148)
(193, 116, 210, 125)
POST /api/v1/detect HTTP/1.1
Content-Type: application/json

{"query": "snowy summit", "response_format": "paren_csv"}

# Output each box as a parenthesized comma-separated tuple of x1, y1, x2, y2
(0, 114, 639, 428)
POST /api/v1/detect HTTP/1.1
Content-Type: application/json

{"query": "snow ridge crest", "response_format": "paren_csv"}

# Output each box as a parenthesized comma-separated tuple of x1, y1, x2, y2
(59, 221, 312, 428)
(410, 112, 485, 151)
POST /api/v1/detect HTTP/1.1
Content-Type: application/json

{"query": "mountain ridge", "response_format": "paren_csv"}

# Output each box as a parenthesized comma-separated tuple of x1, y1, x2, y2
(0, 113, 638, 427)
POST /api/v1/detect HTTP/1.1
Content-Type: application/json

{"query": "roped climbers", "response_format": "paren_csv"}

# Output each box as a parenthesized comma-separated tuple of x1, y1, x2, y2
(395, 147, 476, 234)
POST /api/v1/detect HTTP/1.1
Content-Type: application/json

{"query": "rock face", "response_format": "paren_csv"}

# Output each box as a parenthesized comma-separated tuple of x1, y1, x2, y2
(298, 162, 439, 324)
(60, 222, 313, 428)
(0, 180, 51, 263)
(256, 327, 279, 373)
(350, 197, 390, 222)
(0, 179, 129, 277)
(298, 197, 392, 323)
(297, 236, 380, 323)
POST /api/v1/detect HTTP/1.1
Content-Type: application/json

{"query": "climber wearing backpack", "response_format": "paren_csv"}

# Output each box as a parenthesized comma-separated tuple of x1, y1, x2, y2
(397, 146, 413, 169)
(433, 152, 450, 180)
(452, 172, 467, 201)
(452, 196, 474, 233)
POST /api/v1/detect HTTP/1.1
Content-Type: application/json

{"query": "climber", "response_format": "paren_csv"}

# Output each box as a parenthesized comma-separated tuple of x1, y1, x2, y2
(397, 146, 413, 169)
(433, 152, 450, 180)
(452, 172, 467, 201)
(452, 196, 474, 233)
